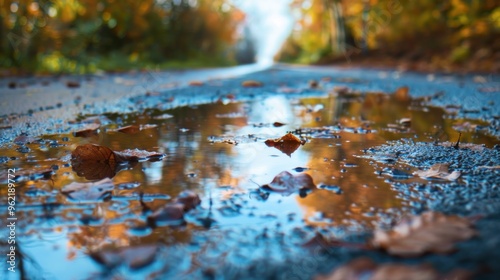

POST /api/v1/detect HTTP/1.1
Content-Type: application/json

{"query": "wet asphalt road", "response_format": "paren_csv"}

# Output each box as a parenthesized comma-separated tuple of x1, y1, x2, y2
(0, 64, 499, 279)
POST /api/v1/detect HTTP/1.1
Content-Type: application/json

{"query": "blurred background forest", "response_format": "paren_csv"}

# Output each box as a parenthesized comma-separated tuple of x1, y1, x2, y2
(1, 0, 499, 74)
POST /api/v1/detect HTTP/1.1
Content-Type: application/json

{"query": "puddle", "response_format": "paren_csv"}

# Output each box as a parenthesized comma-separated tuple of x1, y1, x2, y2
(0, 91, 498, 279)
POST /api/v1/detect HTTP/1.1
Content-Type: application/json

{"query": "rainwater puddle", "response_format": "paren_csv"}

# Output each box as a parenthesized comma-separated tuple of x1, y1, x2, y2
(1, 91, 498, 279)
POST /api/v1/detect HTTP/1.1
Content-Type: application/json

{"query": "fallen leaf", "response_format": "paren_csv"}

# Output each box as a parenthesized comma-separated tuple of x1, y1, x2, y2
(309, 80, 319, 88)
(242, 80, 262, 87)
(61, 178, 114, 201)
(265, 133, 305, 156)
(189, 80, 204, 86)
(394, 86, 410, 102)
(273, 122, 286, 127)
(66, 81, 80, 88)
(91, 245, 158, 269)
(372, 211, 476, 257)
(114, 148, 165, 162)
(413, 163, 461, 181)
(115, 124, 157, 134)
(261, 171, 316, 195)
(71, 144, 164, 179)
(73, 123, 100, 138)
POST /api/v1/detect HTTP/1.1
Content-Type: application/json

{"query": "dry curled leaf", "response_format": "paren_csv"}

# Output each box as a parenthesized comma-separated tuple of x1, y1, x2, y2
(74, 123, 100, 138)
(261, 171, 316, 195)
(61, 178, 114, 201)
(413, 163, 461, 181)
(265, 133, 305, 156)
(71, 144, 165, 180)
(91, 245, 158, 269)
(372, 211, 476, 257)
(242, 80, 262, 87)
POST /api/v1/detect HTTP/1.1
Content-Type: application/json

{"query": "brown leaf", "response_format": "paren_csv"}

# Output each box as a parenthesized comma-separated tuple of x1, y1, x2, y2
(372, 211, 476, 257)
(413, 163, 461, 181)
(114, 149, 165, 162)
(394, 86, 410, 102)
(242, 80, 262, 87)
(265, 133, 305, 156)
(261, 171, 316, 195)
(189, 80, 204, 86)
(273, 122, 286, 127)
(73, 123, 100, 138)
(316, 257, 440, 280)
(61, 178, 114, 201)
(66, 81, 81, 88)
(71, 144, 164, 179)
(91, 245, 158, 269)
(115, 124, 157, 134)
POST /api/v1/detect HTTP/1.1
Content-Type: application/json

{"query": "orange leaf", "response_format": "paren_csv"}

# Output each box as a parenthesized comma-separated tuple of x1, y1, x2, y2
(242, 80, 262, 87)
(261, 171, 316, 195)
(265, 133, 305, 156)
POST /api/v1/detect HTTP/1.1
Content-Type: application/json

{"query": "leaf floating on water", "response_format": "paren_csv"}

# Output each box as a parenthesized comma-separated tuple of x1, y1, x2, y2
(71, 144, 165, 179)
(242, 80, 262, 87)
(413, 163, 461, 181)
(189, 80, 204, 86)
(61, 178, 114, 201)
(316, 256, 457, 280)
(71, 145, 119, 179)
(394, 86, 410, 102)
(115, 124, 157, 134)
(371, 211, 476, 257)
(66, 81, 81, 88)
(114, 148, 165, 162)
(261, 171, 316, 196)
(265, 133, 305, 156)
(91, 245, 158, 269)
(73, 123, 100, 138)
(72, 144, 116, 165)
